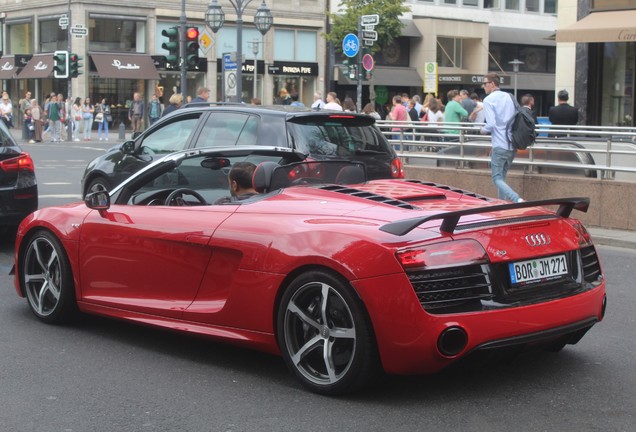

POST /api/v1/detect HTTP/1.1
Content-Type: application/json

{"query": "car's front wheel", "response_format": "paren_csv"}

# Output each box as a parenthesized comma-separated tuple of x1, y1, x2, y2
(21, 230, 77, 323)
(85, 176, 111, 198)
(277, 270, 378, 395)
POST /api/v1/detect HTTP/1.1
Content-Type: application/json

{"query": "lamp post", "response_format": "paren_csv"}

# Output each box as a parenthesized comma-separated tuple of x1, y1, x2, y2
(248, 38, 261, 101)
(509, 59, 524, 99)
(205, 0, 273, 102)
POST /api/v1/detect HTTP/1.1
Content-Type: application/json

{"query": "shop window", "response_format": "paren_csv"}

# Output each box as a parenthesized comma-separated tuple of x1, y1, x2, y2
(544, 0, 557, 14)
(7, 21, 32, 55)
(437, 37, 463, 69)
(40, 20, 68, 52)
(89, 17, 146, 53)
(505, 0, 520, 11)
(214, 26, 264, 59)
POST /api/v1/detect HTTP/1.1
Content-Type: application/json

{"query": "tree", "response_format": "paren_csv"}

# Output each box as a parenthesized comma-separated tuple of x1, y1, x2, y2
(325, 0, 410, 55)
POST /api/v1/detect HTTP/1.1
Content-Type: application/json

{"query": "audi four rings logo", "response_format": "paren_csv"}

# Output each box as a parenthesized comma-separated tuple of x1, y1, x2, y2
(525, 233, 551, 247)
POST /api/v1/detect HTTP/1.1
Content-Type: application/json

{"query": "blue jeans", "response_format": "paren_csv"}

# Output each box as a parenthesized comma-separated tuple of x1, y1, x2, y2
(491, 146, 520, 202)
(97, 119, 109, 139)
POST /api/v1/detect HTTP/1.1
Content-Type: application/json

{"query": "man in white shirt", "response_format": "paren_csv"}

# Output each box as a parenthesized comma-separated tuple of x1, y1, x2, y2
(311, 91, 325, 110)
(323, 92, 343, 111)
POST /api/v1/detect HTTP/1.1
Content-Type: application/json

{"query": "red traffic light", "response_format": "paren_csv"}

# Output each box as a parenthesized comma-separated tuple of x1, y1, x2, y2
(186, 27, 199, 40)
(70, 53, 79, 62)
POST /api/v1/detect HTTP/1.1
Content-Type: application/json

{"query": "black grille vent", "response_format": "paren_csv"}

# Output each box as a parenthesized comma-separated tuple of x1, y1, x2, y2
(319, 185, 419, 209)
(406, 180, 494, 202)
(408, 264, 493, 313)
(581, 245, 602, 283)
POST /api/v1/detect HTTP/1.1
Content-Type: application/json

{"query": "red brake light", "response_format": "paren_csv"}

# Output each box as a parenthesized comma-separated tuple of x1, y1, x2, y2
(391, 157, 404, 178)
(569, 220, 592, 246)
(397, 239, 487, 270)
(0, 153, 35, 173)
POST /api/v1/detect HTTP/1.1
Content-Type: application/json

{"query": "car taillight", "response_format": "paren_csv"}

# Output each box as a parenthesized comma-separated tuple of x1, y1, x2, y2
(391, 157, 404, 178)
(569, 220, 593, 246)
(0, 153, 35, 173)
(397, 239, 488, 270)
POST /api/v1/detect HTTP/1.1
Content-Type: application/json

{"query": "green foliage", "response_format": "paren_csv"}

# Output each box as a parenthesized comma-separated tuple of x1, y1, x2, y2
(325, 0, 410, 55)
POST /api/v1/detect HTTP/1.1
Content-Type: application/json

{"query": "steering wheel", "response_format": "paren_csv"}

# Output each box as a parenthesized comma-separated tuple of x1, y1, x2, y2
(165, 188, 207, 206)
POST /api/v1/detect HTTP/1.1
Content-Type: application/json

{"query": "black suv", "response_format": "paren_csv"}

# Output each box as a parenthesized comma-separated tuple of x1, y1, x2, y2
(81, 104, 403, 197)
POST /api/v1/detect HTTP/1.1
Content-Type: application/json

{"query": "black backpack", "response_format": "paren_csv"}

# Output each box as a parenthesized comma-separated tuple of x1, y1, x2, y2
(507, 94, 536, 150)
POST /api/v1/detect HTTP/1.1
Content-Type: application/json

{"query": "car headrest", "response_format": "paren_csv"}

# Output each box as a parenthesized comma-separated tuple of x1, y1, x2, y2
(252, 161, 279, 193)
(335, 165, 366, 185)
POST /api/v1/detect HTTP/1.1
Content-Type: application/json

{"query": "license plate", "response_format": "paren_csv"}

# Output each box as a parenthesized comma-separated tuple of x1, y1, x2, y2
(509, 254, 568, 285)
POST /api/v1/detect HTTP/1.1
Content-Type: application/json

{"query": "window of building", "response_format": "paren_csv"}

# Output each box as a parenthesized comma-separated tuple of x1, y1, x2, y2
(505, 0, 520, 11)
(544, 0, 558, 14)
(463, 0, 479, 6)
(88, 16, 146, 53)
(40, 19, 68, 52)
(526, 0, 540, 12)
(484, 0, 500, 8)
(215, 26, 265, 60)
(488, 43, 555, 73)
(7, 21, 33, 55)
(274, 29, 317, 62)
(444, 0, 457, 4)
(437, 37, 463, 68)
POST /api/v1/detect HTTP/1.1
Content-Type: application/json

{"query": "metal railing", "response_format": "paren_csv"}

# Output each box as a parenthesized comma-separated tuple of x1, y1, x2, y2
(376, 120, 636, 181)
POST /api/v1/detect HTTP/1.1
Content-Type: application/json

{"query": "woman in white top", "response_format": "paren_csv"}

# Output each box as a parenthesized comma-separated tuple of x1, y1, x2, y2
(0, 92, 13, 127)
(323, 92, 343, 111)
(71, 97, 82, 141)
(82, 97, 94, 140)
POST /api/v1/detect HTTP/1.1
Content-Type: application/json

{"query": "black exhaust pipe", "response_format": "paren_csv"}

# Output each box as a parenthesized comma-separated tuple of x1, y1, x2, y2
(438, 326, 468, 357)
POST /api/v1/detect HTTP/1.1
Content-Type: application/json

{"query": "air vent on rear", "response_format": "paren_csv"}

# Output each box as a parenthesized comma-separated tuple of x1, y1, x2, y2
(406, 180, 494, 202)
(319, 185, 419, 209)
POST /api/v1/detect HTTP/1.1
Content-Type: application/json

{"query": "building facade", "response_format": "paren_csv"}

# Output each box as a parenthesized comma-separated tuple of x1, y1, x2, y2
(556, 0, 636, 126)
(0, 0, 327, 127)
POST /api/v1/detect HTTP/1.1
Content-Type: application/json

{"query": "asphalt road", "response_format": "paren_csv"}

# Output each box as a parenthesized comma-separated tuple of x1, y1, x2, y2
(0, 141, 634, 431)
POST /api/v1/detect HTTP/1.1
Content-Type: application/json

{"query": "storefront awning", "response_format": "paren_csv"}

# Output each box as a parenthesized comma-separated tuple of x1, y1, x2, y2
(17, 54, 53, 79)
(0, 57, 17, 80)
(91, 53, 160, 79)
(338, 67, 423, 87)
(556, 10, 636, 43)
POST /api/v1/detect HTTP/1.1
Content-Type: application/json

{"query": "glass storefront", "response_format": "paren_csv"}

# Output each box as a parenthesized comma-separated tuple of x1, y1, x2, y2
(601, 42, 635, 126)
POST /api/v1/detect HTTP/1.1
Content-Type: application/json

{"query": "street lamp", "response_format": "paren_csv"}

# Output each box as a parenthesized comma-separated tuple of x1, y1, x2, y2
(248, 39, 262, 102)
(205, 0, 273, 102)
(509, 59, 524, 99)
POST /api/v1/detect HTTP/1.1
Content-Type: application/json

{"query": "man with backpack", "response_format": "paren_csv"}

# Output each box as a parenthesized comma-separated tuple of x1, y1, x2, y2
(480, 73, 524, 203)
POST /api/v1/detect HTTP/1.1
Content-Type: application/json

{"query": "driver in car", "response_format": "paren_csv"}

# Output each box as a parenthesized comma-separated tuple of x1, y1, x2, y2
(214, 162, 259, 204)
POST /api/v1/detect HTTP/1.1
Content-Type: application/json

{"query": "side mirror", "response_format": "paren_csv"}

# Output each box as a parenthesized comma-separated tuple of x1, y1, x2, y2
(121, 141, 135, 154)
(85, 191, 111, 210)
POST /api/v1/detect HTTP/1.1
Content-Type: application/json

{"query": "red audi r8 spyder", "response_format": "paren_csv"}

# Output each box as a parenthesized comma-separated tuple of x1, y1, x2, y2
(13, 146, 606, 395)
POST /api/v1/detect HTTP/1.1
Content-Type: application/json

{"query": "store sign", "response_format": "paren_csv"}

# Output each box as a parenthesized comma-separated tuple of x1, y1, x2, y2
(438, 74, 508, 85)
(267, 61, 318, 76)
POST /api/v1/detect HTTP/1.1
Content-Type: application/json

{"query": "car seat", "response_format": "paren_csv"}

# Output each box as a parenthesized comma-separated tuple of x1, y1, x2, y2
(252, 161, 279, 193)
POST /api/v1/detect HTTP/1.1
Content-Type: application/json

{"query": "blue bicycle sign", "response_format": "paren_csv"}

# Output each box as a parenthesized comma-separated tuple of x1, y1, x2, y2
(342, 33, 359, 58)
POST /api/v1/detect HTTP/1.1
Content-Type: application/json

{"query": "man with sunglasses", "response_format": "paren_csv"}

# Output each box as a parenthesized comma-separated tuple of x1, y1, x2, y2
(480, 73, 524, 203)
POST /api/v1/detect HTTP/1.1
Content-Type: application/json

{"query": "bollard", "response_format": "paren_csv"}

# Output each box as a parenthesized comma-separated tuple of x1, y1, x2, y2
(118, 121, 126, 140)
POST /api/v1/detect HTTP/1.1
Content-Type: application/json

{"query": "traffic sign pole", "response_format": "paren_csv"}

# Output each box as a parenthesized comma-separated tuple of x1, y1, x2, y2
(356, 16, 363, 112)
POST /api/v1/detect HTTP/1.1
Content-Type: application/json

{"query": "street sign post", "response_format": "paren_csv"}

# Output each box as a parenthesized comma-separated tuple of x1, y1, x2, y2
(362, 30, 377, 41)
(362, 53, 374, 72)
(70, 25, 88, 38)
(223, 53, 238, 100)
(361, 14, 380, 26)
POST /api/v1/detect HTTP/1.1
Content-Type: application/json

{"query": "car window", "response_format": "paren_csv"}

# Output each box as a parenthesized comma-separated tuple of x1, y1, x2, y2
(140, 116, 199, 154)
(196, 113, 257, 148)
(287, 119, 389, 157)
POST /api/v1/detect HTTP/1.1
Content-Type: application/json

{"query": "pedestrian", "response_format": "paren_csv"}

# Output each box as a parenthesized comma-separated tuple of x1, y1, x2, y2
(323, 92, 342, 111)
(71, 97, 82, 141)
(20, 90, 32, 139)
(161, 93, 183, 117)
(342, 97, 356, 112)
(45, 94, 62, 142)
(407, 99, 419, 140)
(521, 93, 537, 121)
(548, 89, 578, 137)
(24, 107, 34, 143)
(442, 89, 468, 137)
(290, 93, 304, 107)
(30, 99, 43, 143)
(82, 97, 94, 141)
(480, 72, 523, 203)
(459, 89, 476, 121)
(147, 94, 162, 125)
(191, 87, 210, 103)
(96, 98, 111, 141)
(0, 92, 14, 128)
(128, 92, 144, 136)
(311, 91, 325, 110)
(57, 94, 67, 141)
(411, 94, 423, 117)
(388, 95, 407, 141)
(250, 98, 262, 105)
(277, 88, 291, 105)
(362, 102, 381, 120)
(471, 93, 485, 124)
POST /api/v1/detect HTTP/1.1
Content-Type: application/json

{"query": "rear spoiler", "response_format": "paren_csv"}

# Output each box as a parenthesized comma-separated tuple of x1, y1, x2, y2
(379, 197, 590, 236)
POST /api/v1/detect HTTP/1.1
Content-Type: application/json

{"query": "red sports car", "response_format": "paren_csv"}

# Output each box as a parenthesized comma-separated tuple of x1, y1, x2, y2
(13, 146, 606, 395)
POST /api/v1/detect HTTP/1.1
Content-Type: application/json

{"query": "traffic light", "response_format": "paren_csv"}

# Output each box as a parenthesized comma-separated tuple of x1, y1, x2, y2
(161, 26, 179, 69)
(185, 27, 200, 70)
(69, 53, 83, 78)
(53, 50, 69, 79)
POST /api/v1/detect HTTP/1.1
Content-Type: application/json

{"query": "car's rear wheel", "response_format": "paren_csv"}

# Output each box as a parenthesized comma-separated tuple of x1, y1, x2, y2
(21, 230, 77, 323)
(277, 270, 378, 395)
(85, 176, 111, 197)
